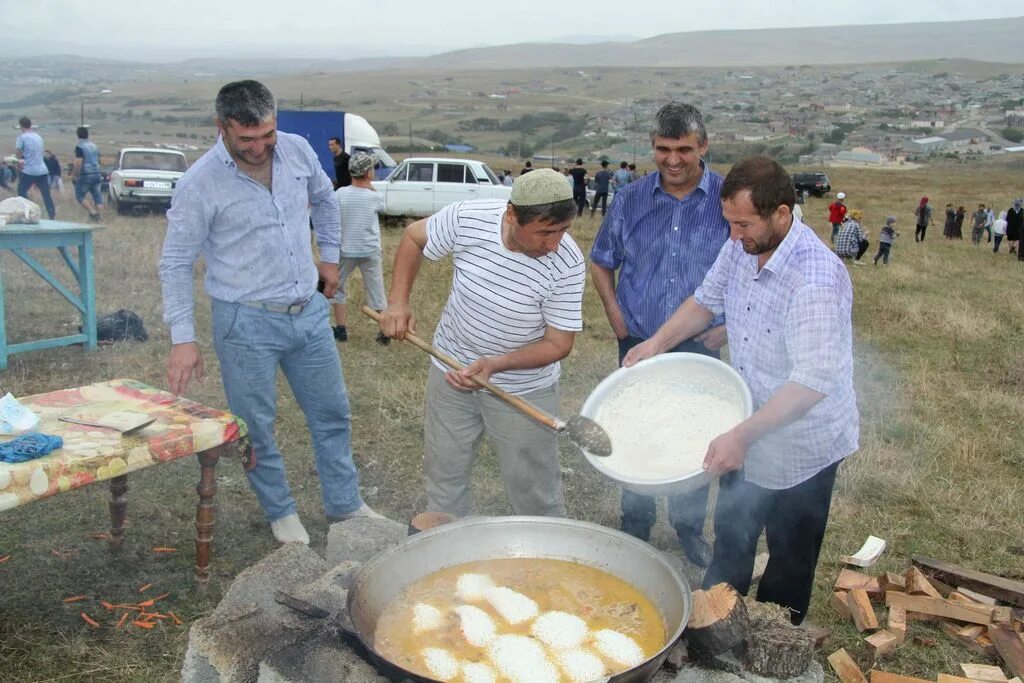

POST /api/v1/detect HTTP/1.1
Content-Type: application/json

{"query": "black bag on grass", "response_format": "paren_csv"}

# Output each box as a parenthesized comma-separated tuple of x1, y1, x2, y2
(95, 309, 149, 343)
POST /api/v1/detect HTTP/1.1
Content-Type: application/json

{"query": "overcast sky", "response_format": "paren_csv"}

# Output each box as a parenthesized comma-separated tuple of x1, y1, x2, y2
(8, 0, 1023, 61)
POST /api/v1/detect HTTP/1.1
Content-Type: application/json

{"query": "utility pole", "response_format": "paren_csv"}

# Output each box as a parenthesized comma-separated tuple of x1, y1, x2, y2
(80, 100, 85, 127)
(299, 92, 304, 110)
(551, 136, 555, 168)
(408, 121, 413, 148)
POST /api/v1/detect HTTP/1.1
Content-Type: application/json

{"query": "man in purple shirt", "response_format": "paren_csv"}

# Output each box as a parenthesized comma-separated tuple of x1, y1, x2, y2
(625, 156, 858, 624)
(590, 103, 730, 568)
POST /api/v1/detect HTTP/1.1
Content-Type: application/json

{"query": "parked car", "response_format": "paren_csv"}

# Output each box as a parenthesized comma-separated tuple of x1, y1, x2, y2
(371, 157, 511, 218)
(108, 148, 188, 215)
(791, 172, 831, 197)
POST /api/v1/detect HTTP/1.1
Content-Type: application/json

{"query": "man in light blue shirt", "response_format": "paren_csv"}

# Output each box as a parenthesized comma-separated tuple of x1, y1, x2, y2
(15, 116, 56, 219)
(625, 156, 858, 625)
(159, 80, 379, 546)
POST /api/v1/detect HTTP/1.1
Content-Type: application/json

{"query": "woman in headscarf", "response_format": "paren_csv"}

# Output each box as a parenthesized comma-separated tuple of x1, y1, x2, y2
(914, 196, 932, 242)
(1007, 199, 1023, 256)
(943, 203, 956, 240)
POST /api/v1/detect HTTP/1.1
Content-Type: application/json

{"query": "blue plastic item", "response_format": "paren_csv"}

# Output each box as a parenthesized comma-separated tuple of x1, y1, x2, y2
(0, 432, 63, 463)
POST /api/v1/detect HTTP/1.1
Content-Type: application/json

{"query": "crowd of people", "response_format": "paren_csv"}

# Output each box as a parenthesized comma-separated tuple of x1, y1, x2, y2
(827, 191, 1024, 266)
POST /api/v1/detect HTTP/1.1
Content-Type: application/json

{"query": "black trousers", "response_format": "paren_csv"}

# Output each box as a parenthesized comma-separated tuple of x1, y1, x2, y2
(994, 235, 1004, 252)
(616, 335, 715, 540)
(854, 238, 870, 260)
(915, 223, 927, 242)
(873, 242, 892, 265)
(573, 187, 587, 217)
(702, 460, 841, 625)
(591, 191, 609, 215)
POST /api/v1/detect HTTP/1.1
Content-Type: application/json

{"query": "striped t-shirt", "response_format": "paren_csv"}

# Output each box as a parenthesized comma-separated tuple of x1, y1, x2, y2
(425, 199, 585, 394)
(335, 185, 386, 258)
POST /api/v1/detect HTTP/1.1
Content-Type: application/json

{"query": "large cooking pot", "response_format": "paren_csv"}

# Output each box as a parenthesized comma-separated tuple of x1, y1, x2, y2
(343, 516, 691, 682)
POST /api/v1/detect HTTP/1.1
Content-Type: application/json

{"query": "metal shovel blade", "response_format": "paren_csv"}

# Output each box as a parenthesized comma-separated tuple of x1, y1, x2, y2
(564, 415, 612, 457)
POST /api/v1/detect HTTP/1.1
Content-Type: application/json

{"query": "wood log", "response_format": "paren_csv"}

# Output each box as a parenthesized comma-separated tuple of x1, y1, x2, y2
(745, 616, 815, 678)
(837, 569, 884, 600)
(870, 671, 933, 683)
(887, 605, 907, 643)
(936, 676, 977, 683)
(886, 591, 995, 625)
(848, 589, 880, 632)
(906, 566, 943, 598)
(960, 662, 1008, 681)
(408, 511, 456, 535)
(959, 588, 1000, 605)
(912, 556, 1024, 609)
(832, 590, 853, 620)
(865, 629, 899, 659)
(803, 623, 830, 650)
(990, 624, 1024, 680)
(880, 572, 907, 593)
(686, 583, 750, 656)
(939, 620, 998, 656)
(827, 648, 868, 683)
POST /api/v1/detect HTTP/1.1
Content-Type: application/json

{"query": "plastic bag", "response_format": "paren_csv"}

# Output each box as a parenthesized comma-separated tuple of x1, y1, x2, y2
(0, 197, 42, 225)
(0, 393, 40, 434)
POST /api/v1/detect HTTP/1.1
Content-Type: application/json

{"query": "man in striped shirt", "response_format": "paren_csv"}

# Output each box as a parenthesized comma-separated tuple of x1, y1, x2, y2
(625, 156, 858, 625)
(590, 102, 731, 568)
(380, 169, 585, 517)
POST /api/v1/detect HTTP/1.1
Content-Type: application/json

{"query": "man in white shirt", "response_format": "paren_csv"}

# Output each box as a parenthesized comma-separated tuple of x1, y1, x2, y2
(625, 156, 858, 625)
(380, 170, 585, 517)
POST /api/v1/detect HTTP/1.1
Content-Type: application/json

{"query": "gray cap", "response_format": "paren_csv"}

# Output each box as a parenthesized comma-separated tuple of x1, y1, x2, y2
(348, 152, 375, 177)
(886, 215, 897, 224)
(510, 168, 573, 206)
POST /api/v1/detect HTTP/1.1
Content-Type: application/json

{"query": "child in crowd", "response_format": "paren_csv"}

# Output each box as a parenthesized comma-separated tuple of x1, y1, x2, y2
(873, 215, 898, 265)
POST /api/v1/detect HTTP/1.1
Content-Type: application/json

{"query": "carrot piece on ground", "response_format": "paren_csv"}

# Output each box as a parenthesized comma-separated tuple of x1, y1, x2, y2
(168, 612, 183, 625)
(0, 554, 10, 564)
(50, 550, 63, 558)
(131, 620, 155, 629)
(80, 612, 101, 628)
(99, 600, 116, 610)
(88, 532, 110, 540)
(145, 613, 169, 620)
(116, 612, 131, 629)
(137, 592, 169, 608)
(63, 595, 88, 603)
(151, 547, 177, 553)
(138, 583, 152, 593)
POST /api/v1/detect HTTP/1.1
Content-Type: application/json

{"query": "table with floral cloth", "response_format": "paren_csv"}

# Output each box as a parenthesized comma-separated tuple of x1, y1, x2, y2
(0, 378, 250, 582)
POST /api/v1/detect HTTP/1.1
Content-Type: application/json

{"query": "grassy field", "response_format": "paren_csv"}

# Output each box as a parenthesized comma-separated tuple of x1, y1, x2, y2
(0, 159, 1023, 682)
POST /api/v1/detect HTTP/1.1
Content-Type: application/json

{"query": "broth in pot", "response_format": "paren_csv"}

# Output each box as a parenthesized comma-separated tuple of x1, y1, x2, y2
(373, 558, 666, 682)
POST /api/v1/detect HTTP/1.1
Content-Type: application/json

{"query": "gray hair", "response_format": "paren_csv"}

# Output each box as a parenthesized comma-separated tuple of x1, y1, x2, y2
(649, 102, 707, 145)
(215, 80, 276, 127)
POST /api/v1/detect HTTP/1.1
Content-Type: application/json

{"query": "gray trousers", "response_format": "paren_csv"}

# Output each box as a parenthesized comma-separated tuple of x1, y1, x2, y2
(423, 364, 567, 517)
(331, 253, 387, 310)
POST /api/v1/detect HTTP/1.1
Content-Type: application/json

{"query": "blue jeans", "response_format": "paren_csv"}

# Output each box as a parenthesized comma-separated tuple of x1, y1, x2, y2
(211, 294, 364, 522)
(17, 172, 56, 219)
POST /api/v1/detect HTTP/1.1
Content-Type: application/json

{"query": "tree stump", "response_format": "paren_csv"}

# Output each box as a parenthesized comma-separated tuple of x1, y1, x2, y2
(745, 617, 815, 678)
(687, 583, 751, 656)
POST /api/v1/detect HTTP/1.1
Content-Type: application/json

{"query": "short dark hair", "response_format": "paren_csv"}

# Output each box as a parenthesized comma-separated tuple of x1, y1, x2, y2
(650, 102, 708, 145)
(575, 158, 583, 165)
(329, 136, 342, 146)
(600, 160, 609, 167)
(628, 163, 636, 170)
(215, 80, 276, 127)
(721, 156, 796, 220)
(77, 126, 89, 139)
(19, 116, 31, 129)
(524, 160, 532, 167)
(620, 161, 628, 168)
(510, 199, 576, 226)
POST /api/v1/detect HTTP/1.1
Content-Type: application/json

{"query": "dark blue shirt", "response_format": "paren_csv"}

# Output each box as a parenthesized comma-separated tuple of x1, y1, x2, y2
(594, 169, 612, 192)
(590, 162, 730, 339)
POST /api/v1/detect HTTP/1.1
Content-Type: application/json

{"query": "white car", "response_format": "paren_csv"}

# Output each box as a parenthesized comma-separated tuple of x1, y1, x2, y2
(371, 157, 511, 218)
(108, 148, 187, 215)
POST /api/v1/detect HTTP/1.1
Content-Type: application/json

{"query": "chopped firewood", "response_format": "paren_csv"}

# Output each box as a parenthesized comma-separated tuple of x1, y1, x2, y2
(848, 589, 880, 632)
(994, 607, 1015, 624)
(990, 625, 1024, 680)
(803, 623, 830, 649)
(870, 671, 933, 683)
(886, 592, 995, 625)
(936, 676, 977, 683)
(940, 621, 997, 656)
(906, 566, 943, 599)
(687, 583, 750, 656)
(745, 615, 815, 678)
(959, 588, 1000, 605)
(841, 536, 887, 568)
(827, 648, 868, 683)
(407, 511, 456, 535)
(906, 610, 940, 623)
(959, 624, 986, 639)
(912, 556, 1024, 609)
(960, 662, 1008, 682)
(865, 629, 899, 659)
(888, 605, 907, 643)
(950, 591, 979, 603)
(880, 572, 907, 593)
(837, 569, 884, 600)
(832, 590, 853, 620)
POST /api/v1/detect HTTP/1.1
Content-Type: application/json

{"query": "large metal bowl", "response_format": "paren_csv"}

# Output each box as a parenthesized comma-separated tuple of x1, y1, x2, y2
(345, 516, 691, 682)
(580, 353, 753, 497)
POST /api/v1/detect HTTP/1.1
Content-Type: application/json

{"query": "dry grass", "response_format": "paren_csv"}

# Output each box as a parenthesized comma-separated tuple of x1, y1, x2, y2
(1, 159, 1023, 681)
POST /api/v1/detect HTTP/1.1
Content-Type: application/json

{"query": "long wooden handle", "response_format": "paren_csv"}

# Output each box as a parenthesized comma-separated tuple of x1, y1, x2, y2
(362, 306, 561, 431)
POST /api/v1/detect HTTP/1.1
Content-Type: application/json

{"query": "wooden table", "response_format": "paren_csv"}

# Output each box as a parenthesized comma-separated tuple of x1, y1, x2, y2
(0, 220, 101, 370)
(0, 379, 250, 583)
